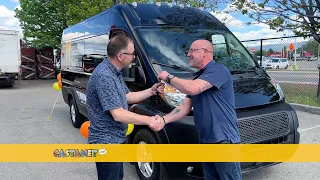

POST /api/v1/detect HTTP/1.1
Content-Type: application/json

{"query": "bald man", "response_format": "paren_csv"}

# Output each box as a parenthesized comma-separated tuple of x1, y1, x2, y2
(158, 39, 242, 180)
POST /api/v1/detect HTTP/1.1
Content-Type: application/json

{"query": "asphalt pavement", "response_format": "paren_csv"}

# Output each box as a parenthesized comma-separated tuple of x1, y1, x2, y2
(267, 71, 319, 85)
(1, 79, 320, 180)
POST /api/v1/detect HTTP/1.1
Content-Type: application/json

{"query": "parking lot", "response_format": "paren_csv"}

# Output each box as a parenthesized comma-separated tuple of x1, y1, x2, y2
(1, 79, 320, 180)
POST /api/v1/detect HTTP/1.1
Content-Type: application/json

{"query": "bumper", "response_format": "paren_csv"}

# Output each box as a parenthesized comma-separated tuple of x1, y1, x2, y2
(130, 102, 300, 179)
(0, 74, 15, 86)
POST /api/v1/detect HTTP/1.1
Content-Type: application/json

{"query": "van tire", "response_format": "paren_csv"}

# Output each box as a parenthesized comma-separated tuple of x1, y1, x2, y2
(133, 129, 169, 180)
(276, 65, 279, 69)
(285, 65, 288, 69)
(69, 98, 85, 128)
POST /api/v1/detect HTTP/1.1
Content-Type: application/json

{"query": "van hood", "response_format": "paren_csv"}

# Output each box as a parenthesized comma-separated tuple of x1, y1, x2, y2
(233, 77, 281, 109)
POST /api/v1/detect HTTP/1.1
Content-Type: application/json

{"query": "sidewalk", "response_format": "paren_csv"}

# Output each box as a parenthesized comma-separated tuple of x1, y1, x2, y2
(290, 103, 320, 115)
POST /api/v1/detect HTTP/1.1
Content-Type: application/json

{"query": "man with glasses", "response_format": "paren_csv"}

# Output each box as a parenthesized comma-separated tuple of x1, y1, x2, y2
(158, 39, 242, 180)
(86, 35, 165, 180)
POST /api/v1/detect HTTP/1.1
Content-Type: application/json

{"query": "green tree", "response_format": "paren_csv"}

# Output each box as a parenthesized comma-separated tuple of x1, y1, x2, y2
(15, 0, 70, 48)
(254, 50, 267, 56)
(232, 0, 320, 43)
(268, 48, 274, 53)
(15, 0, 224, 48)
(302, 40, 319, 56)
(67, 0, 114, 26)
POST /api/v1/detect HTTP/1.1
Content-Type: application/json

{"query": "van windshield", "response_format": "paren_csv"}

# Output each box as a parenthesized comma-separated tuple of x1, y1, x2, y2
(137, 27, 257, 74)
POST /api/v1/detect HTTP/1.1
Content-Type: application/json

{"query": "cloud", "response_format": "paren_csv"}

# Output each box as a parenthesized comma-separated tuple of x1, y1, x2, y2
(11, 0, 20, 3)
(233, 27, 310, 50)
(212, 11, 245, 27)
(0, 5, 22, 37)
(211, 3, 246, 28)
(0, 5, 15, 18)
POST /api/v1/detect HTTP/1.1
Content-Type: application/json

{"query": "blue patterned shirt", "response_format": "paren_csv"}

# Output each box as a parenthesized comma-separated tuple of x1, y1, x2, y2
(86, 58, 130, 144)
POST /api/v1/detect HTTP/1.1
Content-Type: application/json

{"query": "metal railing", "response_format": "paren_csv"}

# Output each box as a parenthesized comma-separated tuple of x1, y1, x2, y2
(241, 35, 320, 106)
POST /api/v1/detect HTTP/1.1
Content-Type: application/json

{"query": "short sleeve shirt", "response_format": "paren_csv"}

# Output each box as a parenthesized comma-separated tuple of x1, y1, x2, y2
(187, 61, 241, 143)
(86, 58, 130, 144)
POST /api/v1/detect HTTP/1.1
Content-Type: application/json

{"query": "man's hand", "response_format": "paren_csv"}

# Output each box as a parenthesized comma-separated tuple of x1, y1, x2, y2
(148, 115, 164, 131)
(158, 71, 170, 81)
(150, 82, 165, 95)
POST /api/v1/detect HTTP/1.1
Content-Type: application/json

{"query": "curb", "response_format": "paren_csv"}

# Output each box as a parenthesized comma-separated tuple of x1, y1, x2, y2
(290, 103, 320, 115)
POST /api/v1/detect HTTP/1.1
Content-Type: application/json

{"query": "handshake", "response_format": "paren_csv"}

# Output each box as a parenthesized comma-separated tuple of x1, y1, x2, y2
(148, 115, 166, 131)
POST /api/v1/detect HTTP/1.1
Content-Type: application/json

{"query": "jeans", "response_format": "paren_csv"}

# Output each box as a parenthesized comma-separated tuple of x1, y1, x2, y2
(202, 162, 242, 180)
(95, 162, 124, 180)
(202, 140, 242, 180)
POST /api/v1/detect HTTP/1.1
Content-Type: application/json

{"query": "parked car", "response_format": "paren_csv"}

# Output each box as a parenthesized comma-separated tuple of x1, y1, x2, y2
(60, 2, 300, 180)
(261, 59, 270, 69)
(266, 58, 289, 69)
(308, 57, 318, 61)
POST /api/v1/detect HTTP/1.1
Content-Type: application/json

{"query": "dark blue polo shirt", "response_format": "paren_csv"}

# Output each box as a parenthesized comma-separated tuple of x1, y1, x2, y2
(187, 61, 240, 144)
(86, 58, 130, 144)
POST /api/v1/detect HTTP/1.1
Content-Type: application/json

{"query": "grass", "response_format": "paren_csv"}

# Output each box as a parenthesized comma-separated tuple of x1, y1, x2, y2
(281, 83, 320, 107)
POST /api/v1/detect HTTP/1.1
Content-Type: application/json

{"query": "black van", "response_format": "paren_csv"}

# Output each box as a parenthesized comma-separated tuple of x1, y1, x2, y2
(60, 2, 300, 180)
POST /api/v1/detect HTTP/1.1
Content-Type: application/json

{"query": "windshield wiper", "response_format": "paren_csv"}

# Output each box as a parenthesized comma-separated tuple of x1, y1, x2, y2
(152, 61, 194, 72)
(230, 69, 256, 75)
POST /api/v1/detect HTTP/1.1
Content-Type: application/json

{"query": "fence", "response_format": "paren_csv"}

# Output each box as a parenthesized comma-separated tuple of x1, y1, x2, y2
(241, 35, 320, 107)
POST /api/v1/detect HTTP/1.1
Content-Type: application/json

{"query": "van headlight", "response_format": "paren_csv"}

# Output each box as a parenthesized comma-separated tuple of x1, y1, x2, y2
(159, 81, 187, 107)
(271, 78, 284, 100)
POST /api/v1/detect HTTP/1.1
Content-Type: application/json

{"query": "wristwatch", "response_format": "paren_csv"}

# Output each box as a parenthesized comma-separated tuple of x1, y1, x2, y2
(166, 74, 175, 84)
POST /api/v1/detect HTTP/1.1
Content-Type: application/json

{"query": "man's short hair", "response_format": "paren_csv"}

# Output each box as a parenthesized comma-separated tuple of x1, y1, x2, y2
(107, 35, 133, 58)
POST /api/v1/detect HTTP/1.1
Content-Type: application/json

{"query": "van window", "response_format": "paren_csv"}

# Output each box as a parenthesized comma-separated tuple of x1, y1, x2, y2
(70, 40, 85, 67)
(137, 27, 256, 74)
(85, 34, 109, 55)
(211, 35, 228, 59)
(82, 34, 109, 72)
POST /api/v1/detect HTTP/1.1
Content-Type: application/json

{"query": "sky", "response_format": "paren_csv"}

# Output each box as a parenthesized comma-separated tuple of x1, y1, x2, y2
(0, 0, 298, 42)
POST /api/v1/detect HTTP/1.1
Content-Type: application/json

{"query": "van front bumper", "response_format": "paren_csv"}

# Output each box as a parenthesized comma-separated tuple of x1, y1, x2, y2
(129, 102, 300, 179)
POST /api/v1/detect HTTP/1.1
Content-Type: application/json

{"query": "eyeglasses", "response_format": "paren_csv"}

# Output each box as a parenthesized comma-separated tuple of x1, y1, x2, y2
(121, 52, 136, 57)
(187, 48, 213, 53)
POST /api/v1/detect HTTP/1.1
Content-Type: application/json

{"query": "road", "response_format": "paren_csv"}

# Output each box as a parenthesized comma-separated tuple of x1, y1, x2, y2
(1, 79, 320, 180)
(266, 71, 319, 85)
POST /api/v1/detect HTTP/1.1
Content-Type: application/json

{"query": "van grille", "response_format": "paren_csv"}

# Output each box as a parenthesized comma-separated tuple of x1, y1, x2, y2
(238, 112, 290, 144)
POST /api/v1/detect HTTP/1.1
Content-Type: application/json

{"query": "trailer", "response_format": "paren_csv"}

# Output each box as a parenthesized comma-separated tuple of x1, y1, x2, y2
(0, 30, 21, 87)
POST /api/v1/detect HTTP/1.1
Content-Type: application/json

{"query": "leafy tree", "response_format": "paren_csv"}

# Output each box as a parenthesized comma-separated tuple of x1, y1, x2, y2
(15, 0, 225, 48)
(15, 0, 69, 48)
(231, 0, 320, 43)
(301, 40, 319, 56)
(254, 50, 267, 56)
(268, 48, 274, 53)
(67, 0, 115, 26)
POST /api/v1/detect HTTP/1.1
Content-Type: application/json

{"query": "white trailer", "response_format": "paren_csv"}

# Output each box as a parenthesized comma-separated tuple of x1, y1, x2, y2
(0, 30, 21, 87)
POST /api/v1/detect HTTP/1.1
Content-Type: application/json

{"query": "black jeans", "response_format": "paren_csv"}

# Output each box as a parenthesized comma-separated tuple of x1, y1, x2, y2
(201, 140, 242, 180)
(95, 162, 124, 180)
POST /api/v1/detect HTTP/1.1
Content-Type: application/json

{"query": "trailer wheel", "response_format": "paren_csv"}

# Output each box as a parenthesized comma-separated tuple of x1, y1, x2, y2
(133, 129, 169, 180)
(69, 97, 85, 128)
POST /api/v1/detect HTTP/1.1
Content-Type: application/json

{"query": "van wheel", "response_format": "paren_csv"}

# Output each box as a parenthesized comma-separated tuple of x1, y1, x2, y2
(285, 65, 288, 69)
(69, 98, 85, 128)
(276, 65, 279, 69)
(133, 129, 169, 180)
